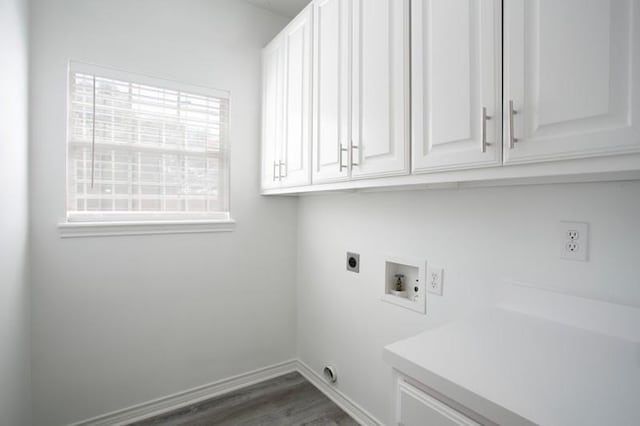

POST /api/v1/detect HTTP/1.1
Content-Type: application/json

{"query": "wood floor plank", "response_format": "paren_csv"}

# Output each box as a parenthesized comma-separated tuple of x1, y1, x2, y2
(129, 372, 359, 426)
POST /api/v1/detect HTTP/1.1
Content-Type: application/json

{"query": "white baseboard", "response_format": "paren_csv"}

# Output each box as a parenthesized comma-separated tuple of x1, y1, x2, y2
(68, 359, 383, 426)
(295, 360, 383, 426)
(69, 360, 298, 426)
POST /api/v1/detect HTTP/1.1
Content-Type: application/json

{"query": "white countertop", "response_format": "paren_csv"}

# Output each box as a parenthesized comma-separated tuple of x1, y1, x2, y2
(384, 291, 640, 426)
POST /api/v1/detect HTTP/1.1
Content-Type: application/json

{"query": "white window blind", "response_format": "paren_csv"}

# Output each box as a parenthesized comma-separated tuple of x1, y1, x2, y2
(67, 62, 230, 222)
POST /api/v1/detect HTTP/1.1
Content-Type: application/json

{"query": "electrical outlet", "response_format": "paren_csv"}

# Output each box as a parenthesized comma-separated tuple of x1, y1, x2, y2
(427, 266, 444, 296)
(346, 252, 360, 273)
(560, 221, 589, 261)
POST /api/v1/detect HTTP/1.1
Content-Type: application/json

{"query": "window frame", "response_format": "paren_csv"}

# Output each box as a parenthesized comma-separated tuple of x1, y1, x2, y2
(59, 61, 235, 237)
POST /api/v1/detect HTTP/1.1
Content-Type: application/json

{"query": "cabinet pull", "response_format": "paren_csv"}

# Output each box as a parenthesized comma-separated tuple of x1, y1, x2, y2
(508, 100, 518, 149)
(273, 161, 278, 181)
(481, 107, 492, 153)
(351, 144, 359, 167)
(279, 161, 286, 179)
(339, 144, 348, 172)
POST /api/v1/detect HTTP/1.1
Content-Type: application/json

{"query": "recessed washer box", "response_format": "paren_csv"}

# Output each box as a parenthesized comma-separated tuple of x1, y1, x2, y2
(382, 257, 426, 314)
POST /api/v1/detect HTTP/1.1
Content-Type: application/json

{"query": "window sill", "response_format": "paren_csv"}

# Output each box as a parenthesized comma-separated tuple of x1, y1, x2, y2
(57, 219, 236, 238)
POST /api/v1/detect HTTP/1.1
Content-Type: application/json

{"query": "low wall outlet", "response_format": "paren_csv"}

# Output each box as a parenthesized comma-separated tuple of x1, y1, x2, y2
(427, 266, 444, 296)
(560, 221, 589, 262)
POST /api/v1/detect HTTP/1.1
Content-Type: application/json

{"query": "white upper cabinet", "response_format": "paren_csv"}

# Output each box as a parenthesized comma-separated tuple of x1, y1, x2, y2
(262, 0, 640, 194)
(312, 0, 351, 183)
(261, 36, 285, 189)
(281, 6, 313, 187)
(351, 0, 410, 179)
(504, 0, 640, 164)
(411, 0, 502, 173)
(261, 6, 312, 190)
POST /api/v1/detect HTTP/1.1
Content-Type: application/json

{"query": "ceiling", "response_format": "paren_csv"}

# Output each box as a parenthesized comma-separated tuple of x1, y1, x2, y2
(244, 0, 311, 18)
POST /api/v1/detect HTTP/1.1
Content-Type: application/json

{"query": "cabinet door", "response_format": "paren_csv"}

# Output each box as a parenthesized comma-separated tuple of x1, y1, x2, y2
(397, 381, 479, 426)
(261, 37, 285, 189)
(412, 0, 502, 174)
(280, 6, 313, 188)
(351, 0, 410, 179)
(504, 0, 640, 164)
(312, 0, 351, 183)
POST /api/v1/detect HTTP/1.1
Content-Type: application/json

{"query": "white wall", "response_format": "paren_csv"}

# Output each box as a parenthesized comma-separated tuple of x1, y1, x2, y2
(28, 1, 295, 424)
(0, 0, 31, 424)
(296, 181, 640, 425)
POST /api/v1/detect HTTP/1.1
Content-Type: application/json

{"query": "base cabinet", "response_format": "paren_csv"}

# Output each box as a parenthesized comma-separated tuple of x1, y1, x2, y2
(395, 377, 483, 426)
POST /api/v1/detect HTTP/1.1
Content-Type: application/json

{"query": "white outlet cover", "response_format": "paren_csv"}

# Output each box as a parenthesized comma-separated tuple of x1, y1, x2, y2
(427, 266, 444, 296)
(560, 221, 589, 261)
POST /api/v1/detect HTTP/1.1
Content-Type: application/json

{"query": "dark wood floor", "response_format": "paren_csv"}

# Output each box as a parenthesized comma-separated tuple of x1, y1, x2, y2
(129, 372, 359, 426)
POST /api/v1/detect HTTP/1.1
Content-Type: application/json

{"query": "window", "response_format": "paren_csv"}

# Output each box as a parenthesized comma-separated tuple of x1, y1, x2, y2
(66, 62, 231, 226)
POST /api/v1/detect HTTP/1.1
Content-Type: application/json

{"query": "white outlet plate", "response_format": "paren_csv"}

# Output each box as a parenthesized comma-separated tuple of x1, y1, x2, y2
(427, 266, 444, 296)
(560, 221, 589, 261)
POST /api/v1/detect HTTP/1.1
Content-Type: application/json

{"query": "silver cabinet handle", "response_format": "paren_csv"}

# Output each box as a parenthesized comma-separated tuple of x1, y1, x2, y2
(351, 144, 359, 167)
(508, 100, 518, 149)
(272, 161, 278, 181)
(279, 161, 286, 179)
(339, 144, 348, 172)
(481, 107, 492, 153)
